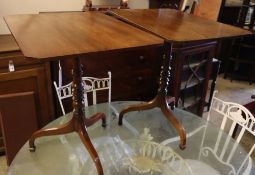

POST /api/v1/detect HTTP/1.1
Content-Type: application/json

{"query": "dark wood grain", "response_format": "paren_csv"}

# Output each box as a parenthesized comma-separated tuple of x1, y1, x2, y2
(110, 9, 251, 42)
(4, 12, 163, 60)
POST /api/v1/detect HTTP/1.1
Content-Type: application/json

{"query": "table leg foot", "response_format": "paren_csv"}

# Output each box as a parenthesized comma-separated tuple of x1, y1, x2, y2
(160, 98, 186, 149)
(118, 97, 157, 125)
(85, 112, 107, 128)
(118, 95, 186, 149)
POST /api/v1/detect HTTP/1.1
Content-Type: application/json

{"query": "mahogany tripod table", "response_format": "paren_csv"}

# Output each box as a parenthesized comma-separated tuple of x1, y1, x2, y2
(5, 10, 251, 175)
(4, 12, 163, 175)
(110, 8, 251, 148)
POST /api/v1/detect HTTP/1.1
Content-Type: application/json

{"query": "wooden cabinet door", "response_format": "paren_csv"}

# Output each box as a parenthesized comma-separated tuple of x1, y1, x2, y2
(0, 66, 54, 127)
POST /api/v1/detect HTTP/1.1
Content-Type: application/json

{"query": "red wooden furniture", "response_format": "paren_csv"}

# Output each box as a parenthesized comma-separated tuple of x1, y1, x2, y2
(0, 92, 38, 165)
(0, 34, 54, 155)
(5, 10, 251, 175)
(5, 12, 163, 175)
(109, 8, 251, 147)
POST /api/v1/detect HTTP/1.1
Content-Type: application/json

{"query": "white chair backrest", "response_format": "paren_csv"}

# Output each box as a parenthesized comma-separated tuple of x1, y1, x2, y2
(54, 71, 112, 115)
(180, 0, 200, 13)
(206, 91, 255, 174)
(82, 72, 111, 107)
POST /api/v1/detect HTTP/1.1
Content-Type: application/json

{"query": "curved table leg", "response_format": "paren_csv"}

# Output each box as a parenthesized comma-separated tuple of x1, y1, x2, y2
(118, 96, 158, 125)
(29, 112, 106, 174)
(29, 117, 75, 151)
(29, 57, 106, 175)
(85, 112, 107, 127)
(77, 121, 104, 175)
(160, 97, 186, 150)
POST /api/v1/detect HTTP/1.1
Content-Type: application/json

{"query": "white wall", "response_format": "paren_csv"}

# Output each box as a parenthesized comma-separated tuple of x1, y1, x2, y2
(0, 0, 149, 34)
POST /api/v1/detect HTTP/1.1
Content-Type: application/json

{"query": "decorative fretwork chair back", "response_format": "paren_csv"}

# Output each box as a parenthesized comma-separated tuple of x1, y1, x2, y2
(82, 73, 111, 107)
(54, 72, 112, 115)
(205, 91, 255, 174)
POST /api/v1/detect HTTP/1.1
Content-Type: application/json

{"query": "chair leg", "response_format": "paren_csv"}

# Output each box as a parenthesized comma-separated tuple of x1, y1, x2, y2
(160, 97, 186, 150)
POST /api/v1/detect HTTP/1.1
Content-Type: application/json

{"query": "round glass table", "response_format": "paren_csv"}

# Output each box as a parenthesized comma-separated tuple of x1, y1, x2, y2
(7, 101, 255, 175)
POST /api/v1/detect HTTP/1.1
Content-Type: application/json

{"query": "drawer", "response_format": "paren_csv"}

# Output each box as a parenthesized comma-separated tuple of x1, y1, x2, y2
(111, 69, 158, 101)
(83, 48, 158, 72)
(0, 51, 39, 70)
(54, 46, 162, 83)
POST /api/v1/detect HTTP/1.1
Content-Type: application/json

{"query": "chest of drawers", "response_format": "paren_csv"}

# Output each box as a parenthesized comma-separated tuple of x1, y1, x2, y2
(51, 46, 163, 116)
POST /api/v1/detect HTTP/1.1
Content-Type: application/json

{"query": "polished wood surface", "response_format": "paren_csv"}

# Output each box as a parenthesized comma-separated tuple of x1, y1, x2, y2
(4, 12, 163, 60)
(0, 35, 19, 53)
(5, 11, 163, 175)
(0, 92, 38, 165)
(110, 9, 251, 42)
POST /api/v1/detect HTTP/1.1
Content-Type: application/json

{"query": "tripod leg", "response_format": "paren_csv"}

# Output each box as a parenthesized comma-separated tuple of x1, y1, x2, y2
(160, 99, 186, 150)
(85, 112, 107, 127)
(29, 117, 75, 151)
(118, 97, 158, 125)
(77, 122, 104, 175)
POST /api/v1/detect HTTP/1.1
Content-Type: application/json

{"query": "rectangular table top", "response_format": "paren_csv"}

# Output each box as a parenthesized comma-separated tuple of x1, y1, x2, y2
(110, 9, 252, 42)
(4, 12, 163, 61)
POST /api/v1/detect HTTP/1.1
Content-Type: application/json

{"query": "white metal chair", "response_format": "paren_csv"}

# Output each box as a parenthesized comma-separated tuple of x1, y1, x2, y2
(162, 91, 255, 175)
(180, 0, 200, 14)
(54, 71, 114, 115)
(199, 91, 255, 175)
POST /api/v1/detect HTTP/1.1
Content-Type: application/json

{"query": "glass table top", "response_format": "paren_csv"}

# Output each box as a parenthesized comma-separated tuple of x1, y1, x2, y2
(7, 101, 255, 175)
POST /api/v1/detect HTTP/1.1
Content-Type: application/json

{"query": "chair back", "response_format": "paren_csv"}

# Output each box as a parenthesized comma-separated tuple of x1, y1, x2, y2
(206, 91, 255, 174)
(82, 72, 111, 106)
(180, 0, 199, 14)
(54, 71, 112, 115)
(53, 81, 72, 115)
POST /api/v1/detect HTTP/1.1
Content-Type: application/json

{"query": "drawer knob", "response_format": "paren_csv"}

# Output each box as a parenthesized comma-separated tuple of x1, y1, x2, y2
(139, 56, 145, 62)
(8, 60, 15, 72)
(138, 76, 143, 81)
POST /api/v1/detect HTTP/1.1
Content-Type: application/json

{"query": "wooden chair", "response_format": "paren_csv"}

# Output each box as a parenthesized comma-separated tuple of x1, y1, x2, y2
(83, 0, 128, 11)
(54, 71, 116, 116)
